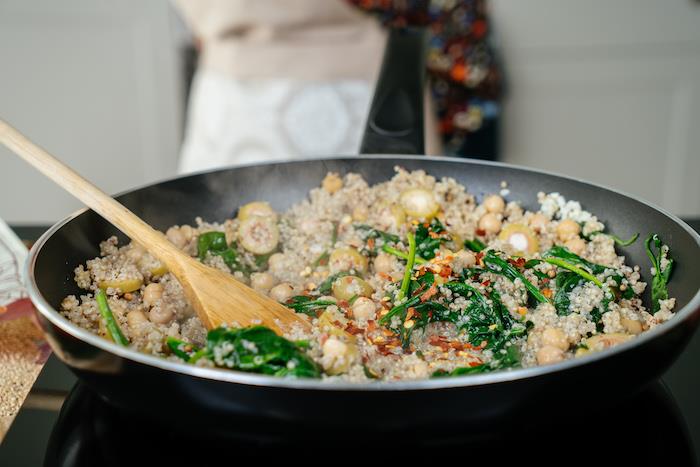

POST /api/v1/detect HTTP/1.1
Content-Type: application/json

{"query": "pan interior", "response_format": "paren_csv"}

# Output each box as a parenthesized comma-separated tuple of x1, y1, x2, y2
(30, 156, 700, 385)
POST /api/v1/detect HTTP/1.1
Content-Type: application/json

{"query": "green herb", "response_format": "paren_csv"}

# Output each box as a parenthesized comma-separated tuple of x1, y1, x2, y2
(552, 272, 584, 315)
(197, 231, 249, 273)
(543, 246, 606, 274)
(463, 238, 486, 252)
(317, 272, 351, 295)
(381, 244, 428, 264)
(543, 256, 603, 287)
(432, 365, 488, 377)
(205, 326, 320, 378)
(363, 365, 379, 379)
(95, 289, 129, 346)
(397, 232, 417, 301)
(587, 231, 639, 246)
(284, 295, 336, 316)
(166, 336, 200, 361)
(355, 224, 400, 245)
(482, 251, 549, 304)
(414, 218, 449, 260)
(645, 234, 674, 314)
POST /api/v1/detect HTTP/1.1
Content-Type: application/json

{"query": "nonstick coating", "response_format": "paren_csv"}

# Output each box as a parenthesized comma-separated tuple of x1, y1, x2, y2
(28, 156, 700, 429)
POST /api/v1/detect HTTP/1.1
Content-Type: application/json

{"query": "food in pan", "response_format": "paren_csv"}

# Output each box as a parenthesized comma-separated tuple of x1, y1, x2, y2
(60, 168, 676, 381)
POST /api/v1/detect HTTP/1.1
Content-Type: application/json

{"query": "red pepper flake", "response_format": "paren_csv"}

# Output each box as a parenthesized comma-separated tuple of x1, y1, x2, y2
(367, 320, 377, 332)
(337, 300, 349, 309)
(508, 257, 526, 269)
(377, 272, 393, 281)
(319, 257, 328, 266)
(476, 228, 486, 237)
(481, 279, 491, 287)
(405, 307, 416, 321)
(428, 231, 440, 239)
(542, 288, 553, 299)
(420, 284, 438, 302)
(469, 360, 483, 367)
(367, 237, 375, 250)
(344, 323, 364, 335)
(439, 265, 453, 278)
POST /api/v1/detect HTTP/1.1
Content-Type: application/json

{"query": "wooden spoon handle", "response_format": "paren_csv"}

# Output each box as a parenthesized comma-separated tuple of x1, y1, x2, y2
(0, 119, 181, 261)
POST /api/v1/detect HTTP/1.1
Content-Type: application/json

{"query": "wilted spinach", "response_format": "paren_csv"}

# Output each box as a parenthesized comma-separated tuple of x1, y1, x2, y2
(645, 234, 674, 314)
(284, 295, 336, 316)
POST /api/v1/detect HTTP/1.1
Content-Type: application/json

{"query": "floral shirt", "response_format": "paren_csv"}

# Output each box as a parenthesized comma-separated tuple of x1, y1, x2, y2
(347, 0, 502, 155)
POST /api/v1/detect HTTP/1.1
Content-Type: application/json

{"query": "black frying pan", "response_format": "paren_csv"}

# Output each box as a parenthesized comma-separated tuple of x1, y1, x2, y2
(26, 29, 700, 431)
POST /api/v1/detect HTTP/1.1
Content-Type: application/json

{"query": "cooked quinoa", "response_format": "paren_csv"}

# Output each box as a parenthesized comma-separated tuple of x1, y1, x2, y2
(60, 167, 677, 381)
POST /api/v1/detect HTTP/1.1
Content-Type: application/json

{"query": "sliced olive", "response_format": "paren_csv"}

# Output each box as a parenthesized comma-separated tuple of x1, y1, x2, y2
(332, 275, 373, 301)
(329, 248, 368, 275)
(98, 278, 143, 294)
(400, 188, 439, 220)
(237, 201, 278, 221)
(498, 223, 539, 255)
(238, 216, 279, 255)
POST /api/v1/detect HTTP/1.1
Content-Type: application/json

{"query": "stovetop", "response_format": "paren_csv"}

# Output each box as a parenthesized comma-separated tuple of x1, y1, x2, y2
(19, 380, 700, 465)
(2, 221, 700, 466)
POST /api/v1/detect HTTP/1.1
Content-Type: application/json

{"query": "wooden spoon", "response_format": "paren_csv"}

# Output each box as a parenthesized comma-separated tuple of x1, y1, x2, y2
(0, 119, 310, 334)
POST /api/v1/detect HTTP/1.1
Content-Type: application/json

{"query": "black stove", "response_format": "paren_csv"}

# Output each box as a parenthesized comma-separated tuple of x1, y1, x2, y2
(2, 222, 700, 466)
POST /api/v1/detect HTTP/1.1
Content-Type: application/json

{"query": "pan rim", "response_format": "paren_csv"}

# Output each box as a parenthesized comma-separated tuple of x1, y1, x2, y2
(25, 154, 700, 391)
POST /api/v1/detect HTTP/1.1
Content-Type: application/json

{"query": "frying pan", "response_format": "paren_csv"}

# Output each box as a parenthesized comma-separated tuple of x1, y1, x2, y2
(26, 29, 700, 431)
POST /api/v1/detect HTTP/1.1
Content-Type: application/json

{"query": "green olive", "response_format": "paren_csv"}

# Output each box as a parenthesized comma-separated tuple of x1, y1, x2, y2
(328, 248, 368, 275)
(331, 275, 373, 301)
(238, 216, 279, 255)
(400, 188, 439, 220)
(98, 278, 143, 293)
(237, 201, 278, 222)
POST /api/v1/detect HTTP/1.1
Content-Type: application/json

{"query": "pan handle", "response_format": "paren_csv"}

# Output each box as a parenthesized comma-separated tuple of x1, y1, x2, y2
(359, 27, 427, 155)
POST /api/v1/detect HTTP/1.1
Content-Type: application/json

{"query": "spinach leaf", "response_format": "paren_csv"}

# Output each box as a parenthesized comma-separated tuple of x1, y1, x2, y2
(482, 251, 549, 304)
(463, 238, 486, 252)
(355, 224, 400, 245)
(432, 365, 489, 377)
(645, 233, 674, 314)
(396, 231, 417, 301)
(586, 231, 639, 246)
(206, 326, 320, 378)
(543, 246, 606, 275)
(95, 289, 129, 346)
(317, 272, 351, 295)
(553, 272, 583, 316)
(414, 218, 449, 260)
(166, 336, 200, 361)
(284, 295, 336, 316)
(197, 231, 249, 273)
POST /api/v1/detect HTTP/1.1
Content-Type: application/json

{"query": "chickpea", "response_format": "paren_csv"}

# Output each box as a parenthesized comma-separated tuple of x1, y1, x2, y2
(127, 310, 148, 336)
(268, 253, 286, 271)
(322, 172, 343, 194)
(483, 194, 505, 214)
(166, 227, 187, 249)
(541, 327, 568, 351)
(373, 253, 397, 274)
(537, 345, 565, 365)
(148, 304, 174, 324)
(269, 283, 295, 302)
(332, 276, 373, 301)
(564, 237, 586, 255)
(329, 248, 368, 275)
(478, 213, 502, 234)
(142, 283, 164, 308)
(453, 249, 476, 270)
(352, 205, 369, 222)
(556, 219, 581, 242)
(529, 213, 549, 232)
(250, 272, 276, 292)
(351, 297, 377, 321)
(321, 337, 358, 375)
(621, 317, 643, 335)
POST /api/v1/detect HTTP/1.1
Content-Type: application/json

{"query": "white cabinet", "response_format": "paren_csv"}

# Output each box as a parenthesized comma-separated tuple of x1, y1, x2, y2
(0, 0, 183, 224)
(491, 0, 700, 217)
